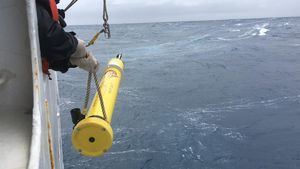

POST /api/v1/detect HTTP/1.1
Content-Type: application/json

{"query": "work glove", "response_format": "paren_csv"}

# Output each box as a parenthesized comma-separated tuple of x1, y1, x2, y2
(70, 39, 99, 73)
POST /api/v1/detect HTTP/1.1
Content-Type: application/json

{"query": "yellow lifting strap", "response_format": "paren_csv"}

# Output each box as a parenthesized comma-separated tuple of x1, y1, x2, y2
(65, 0, 110, 48)
(85, 31, 102, 47)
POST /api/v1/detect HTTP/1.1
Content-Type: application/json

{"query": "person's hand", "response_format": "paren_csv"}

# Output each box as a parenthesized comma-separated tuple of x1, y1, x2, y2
(70, 39, 100, 73)
(82, 52, 99, 73)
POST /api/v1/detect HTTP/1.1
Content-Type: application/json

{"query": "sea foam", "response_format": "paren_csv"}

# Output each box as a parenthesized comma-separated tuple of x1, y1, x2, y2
(255, 23, 270, 36)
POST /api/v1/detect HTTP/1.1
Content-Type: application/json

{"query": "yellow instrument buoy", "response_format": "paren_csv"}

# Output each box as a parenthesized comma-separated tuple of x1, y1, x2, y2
(72, 56, 124, 157)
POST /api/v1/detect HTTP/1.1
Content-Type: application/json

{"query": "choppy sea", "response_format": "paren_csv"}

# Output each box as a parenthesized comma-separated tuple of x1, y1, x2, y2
(58, 17, 300, 169)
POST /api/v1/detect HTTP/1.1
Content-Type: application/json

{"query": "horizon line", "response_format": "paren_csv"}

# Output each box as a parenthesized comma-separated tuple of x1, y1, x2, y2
(67, 15, 300, 26)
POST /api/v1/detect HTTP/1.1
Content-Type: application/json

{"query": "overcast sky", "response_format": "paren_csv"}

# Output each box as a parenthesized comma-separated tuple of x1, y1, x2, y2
(58, 0, 300, 25)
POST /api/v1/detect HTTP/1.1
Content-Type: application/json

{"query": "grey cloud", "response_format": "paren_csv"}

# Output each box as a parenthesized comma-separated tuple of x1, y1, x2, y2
(58, 0, 300, 25)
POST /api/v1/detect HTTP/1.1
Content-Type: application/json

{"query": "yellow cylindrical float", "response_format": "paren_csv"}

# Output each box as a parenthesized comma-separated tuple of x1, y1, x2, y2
(72, 57, 124, 157)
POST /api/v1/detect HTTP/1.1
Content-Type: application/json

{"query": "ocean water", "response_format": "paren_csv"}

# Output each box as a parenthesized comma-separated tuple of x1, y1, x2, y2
(58, 17, 300, 169)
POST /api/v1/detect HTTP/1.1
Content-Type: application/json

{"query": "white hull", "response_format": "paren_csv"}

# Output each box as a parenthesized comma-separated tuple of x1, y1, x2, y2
(0, 0, 64, 168)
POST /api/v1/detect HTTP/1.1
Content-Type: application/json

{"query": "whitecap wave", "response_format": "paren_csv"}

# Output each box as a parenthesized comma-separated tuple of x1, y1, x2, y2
(218, 23, 270, 41)
(258, 27, 269, 36)
(59, 98, 75, 107)
(217, 35, 253, 41)
(179, 95, 300, 141)
(107, 149, 169, 155)
(179, 107, 244, 141)
(229, 29, 241, 32)
(189, 34, 211, 43)
(254, 23, 270, 36)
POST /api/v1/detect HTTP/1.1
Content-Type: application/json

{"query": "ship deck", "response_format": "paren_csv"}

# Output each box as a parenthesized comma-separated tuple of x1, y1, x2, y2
(0, 106, 32, 169)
